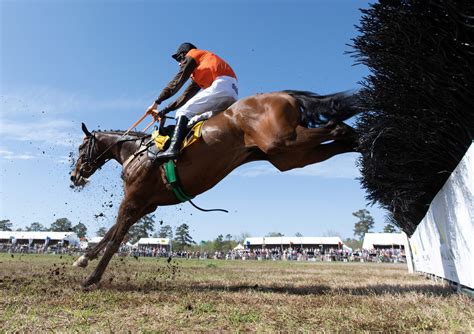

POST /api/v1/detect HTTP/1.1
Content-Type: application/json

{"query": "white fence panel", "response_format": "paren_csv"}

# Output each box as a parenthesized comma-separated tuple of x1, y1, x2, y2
(409, 142, 473, 288)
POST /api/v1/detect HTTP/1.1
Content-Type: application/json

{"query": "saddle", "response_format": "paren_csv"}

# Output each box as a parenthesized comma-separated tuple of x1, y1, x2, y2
(146, 121, 205, 160)
(145, 100, 236, 160)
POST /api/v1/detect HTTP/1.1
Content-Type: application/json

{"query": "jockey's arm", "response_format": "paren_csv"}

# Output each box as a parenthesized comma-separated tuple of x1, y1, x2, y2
(154, 56, 197, 105)
(160, 81, 201, 114)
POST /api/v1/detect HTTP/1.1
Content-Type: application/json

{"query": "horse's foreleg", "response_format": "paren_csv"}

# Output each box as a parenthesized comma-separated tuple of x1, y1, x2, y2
(73, 224, 118, 268)
(82, 200, 143, 287)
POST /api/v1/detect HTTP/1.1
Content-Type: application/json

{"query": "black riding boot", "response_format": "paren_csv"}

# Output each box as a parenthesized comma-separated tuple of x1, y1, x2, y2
(154, 116, 189, 161)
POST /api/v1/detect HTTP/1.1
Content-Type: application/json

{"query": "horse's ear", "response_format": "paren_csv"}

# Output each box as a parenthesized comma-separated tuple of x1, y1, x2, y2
(81, 123, 92, 137)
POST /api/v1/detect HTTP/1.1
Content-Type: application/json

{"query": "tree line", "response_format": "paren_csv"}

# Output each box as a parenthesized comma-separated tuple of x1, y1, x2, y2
(0, 218, 88, 238)
(1, 208, 397, 251)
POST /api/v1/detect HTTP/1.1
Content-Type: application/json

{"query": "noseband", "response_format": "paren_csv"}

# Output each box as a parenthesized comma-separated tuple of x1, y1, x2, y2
(80, 134, 98, 174)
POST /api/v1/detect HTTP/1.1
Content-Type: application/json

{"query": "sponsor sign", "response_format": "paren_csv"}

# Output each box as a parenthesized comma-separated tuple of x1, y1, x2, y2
(409, 143, 473, 288)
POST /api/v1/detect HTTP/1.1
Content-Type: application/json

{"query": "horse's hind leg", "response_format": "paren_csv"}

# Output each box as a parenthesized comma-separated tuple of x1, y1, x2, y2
(73, 224, 118, 268)
(251, 123, 351, 156)
(268, 139, 357, 172)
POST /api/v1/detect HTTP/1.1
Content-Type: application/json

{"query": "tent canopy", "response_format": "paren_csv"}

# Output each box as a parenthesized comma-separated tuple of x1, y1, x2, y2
(136, 238, 170, 246)
(0, 231, 80, 246)
(362, 233, 408, 249)
(244, 236, 344, 247)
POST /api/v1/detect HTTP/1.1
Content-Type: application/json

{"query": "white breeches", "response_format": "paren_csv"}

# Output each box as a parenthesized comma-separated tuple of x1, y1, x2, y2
(175, 76, 238, 118)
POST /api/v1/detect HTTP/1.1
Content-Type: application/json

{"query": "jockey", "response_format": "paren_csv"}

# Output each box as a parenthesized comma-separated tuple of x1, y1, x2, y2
(146, 42, 238, 161)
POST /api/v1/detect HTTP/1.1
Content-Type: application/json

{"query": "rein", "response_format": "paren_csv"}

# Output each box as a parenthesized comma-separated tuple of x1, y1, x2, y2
(82, 112, 161, 170)
(82, 133, 146, 172)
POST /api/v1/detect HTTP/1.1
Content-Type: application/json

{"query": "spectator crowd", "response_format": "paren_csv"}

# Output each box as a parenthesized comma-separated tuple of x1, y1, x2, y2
(0, 242, 406, 264)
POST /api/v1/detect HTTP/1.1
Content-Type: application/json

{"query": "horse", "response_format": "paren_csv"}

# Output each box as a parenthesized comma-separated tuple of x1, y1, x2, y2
(70, 90, 360, 287)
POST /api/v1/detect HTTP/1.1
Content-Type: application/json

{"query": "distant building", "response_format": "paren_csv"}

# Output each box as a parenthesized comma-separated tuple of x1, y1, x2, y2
(0, 231, 80, 247)
(135, 237, 171, 251)
(362, 232, 408, 250)
(243, 236, 345, 252)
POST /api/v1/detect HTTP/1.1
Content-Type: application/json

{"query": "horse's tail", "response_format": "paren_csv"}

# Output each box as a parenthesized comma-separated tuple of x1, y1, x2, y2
(283, 90, 361, 127)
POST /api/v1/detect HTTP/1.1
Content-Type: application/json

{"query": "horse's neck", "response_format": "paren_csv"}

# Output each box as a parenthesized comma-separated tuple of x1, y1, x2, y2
(97, 132, 142, 165)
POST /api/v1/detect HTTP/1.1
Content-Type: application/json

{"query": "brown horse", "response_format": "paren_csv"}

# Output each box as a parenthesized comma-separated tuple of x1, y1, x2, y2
(70, 90, 359, 286)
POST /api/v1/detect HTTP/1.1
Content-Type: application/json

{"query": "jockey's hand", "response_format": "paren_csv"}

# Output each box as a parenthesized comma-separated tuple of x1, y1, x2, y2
(146, 101, 159, 116)
(152, 110, 164, 122)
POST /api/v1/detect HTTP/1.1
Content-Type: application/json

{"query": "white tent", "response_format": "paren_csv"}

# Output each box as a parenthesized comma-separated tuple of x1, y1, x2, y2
(135, 238, 170, 246)
(362, 233, 408, 250)
(0, 231, 80, 246)
(88, 237, 103, 244)
(80, 236, 103, 249)
(233, 243, 244, 250)
(243, 236, 344, 248)
(342, 244, 353, 253)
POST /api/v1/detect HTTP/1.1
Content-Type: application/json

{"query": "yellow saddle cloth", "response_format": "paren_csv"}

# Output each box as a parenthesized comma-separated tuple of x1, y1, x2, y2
(151, 121, 204, 151)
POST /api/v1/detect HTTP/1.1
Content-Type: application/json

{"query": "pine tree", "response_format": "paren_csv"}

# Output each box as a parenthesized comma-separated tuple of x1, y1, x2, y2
(266, 232, 284, 237)
(50, 218, 73, 232)
(127, 214, 156, 244)
(214, 234, 224, 250)
(0, 219, 13, 231)
(383, 224, 397, 233)
(72, 222, 88, 238)
(174, 224, 195, 250)
(353, 209, 375, 240)
(96, 227, 107, 237)
(158, 224, 173, 239)
(26, 222, 47, 231)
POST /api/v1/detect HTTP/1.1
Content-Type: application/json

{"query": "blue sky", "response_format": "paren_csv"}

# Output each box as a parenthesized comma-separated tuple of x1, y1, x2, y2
(0, 0, 389, 241)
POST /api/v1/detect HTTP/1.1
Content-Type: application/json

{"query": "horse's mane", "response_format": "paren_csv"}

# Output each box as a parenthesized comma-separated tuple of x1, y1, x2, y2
(92, 129, 149, 137)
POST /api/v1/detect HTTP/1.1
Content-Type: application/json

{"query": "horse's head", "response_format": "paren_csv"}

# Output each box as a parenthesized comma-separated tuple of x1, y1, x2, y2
(70, 123, 105, 187)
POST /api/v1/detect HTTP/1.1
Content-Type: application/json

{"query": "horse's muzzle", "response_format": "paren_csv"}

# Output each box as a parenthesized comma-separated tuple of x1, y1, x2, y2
(70, 171, 88, 187)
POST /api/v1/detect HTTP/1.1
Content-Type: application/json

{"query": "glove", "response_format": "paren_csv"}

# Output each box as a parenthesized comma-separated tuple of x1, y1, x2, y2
(157, 109, 167, 118)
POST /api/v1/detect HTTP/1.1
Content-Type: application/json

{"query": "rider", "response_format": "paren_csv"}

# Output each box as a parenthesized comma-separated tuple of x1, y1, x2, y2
(146, 42, 238, 161)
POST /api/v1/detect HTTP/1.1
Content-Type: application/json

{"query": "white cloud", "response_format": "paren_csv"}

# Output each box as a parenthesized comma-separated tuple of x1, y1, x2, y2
(0, 86, 148, 147)
(235, 153, 361, 179)
(0, 149, 35, 160)
(0, 86, 146, 118)
(0, 119, 76, 146)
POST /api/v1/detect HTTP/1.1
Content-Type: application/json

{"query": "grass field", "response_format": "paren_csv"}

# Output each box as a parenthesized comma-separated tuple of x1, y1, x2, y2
(1, 253, 472, 332)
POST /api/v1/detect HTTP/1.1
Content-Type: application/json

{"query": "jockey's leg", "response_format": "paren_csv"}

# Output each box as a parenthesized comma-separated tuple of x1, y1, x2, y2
(153, 115, 189, 161)
(154, 76, 238, 162)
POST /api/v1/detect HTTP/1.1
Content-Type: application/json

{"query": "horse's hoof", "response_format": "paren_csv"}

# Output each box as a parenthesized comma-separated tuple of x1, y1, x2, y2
(82, 277, 100, 288)
(73, 255, 89, 268)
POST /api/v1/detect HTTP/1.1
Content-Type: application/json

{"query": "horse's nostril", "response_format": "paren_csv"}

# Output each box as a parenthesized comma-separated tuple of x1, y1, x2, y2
(70, 175, 75, 181)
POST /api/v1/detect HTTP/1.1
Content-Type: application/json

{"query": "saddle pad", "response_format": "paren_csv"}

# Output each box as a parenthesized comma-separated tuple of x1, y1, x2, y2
(151, 131, 170, 151)
(182, 121, 204, 149)
(151, 121, 204, 152)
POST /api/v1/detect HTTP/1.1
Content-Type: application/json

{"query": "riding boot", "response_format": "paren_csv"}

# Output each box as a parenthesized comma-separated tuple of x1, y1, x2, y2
(153, 116, 189, 161)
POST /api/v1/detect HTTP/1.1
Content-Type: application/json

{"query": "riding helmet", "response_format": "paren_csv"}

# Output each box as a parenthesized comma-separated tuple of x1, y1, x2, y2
(172, 42, 197, 61)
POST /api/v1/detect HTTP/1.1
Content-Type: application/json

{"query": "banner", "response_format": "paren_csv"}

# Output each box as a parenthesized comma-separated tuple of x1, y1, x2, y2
(409, 142, 474, 288)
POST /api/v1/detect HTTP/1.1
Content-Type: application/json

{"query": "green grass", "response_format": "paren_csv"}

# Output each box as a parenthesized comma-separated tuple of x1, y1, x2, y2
(0, 253, 472, 331)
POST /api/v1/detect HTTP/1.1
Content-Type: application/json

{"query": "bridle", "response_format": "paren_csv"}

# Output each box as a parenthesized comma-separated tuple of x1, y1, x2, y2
(79, 134, 99, 174)
(76, 115, 170, 176)
(79, 132, 147, 175)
